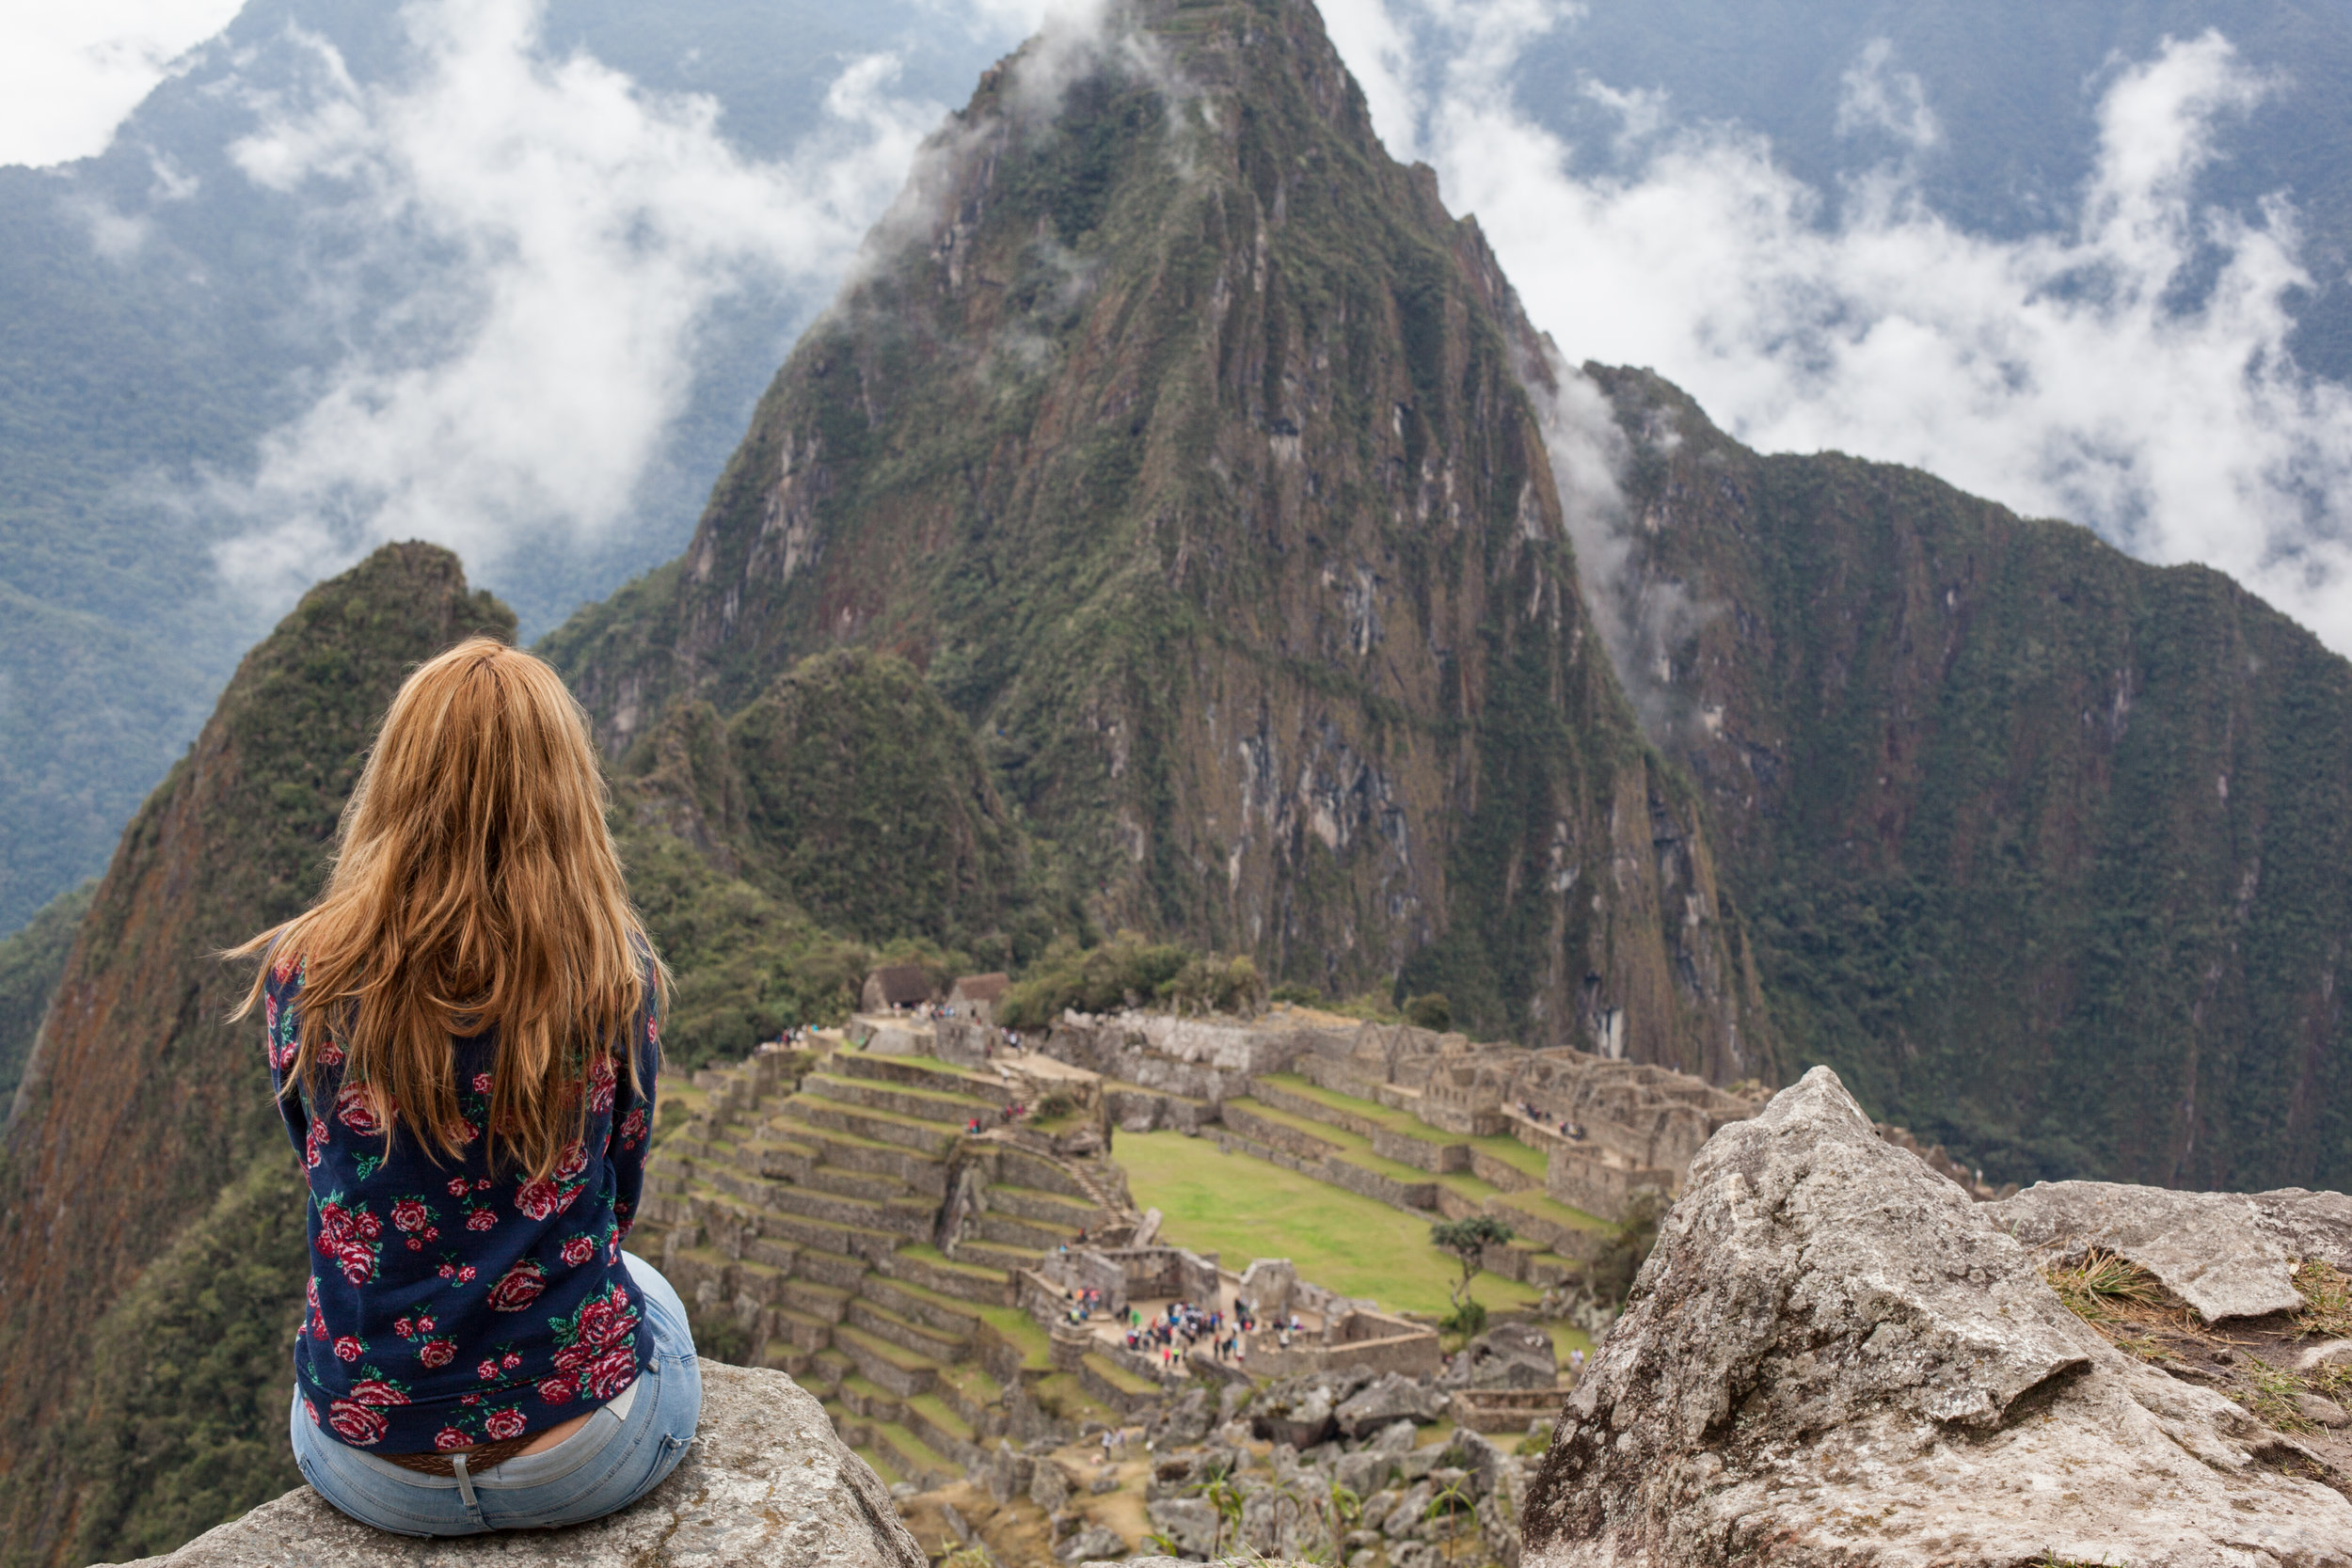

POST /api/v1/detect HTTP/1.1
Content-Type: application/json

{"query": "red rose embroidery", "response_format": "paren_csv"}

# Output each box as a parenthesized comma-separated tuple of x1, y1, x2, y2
(587, 1345, 637, 1402)
(472, 1073, 494, 1094)
(515, 1180, 559, 1220)
(390, 1198, 432, 1233)
(307, 1277, 321, 1308)
(332, 1239, 376, 1284)
(485, 1259, 547, 1312)
(303, 1397, 321, 1426)
(447, 1178, 469, 1197)
(420, 1338, 456, 1369)
(501, 1352, 521, 1370)
(327, 1401, 387, 1446)
(483, 1407, 528, 1442)
(467, 1210, 498, 1232)
(393, 1318, 414, 1338)
(538, 1373, 579, 1404)
(459, 1265, 478, 1282)
(434, 1428, 470, 1451)
(305, 1118, 327, 1168)
(332, 1336, 364, 1363)
(318, 1039, 345, 1067)
(587, 1058, 616, 1115)
(556, 1142, 590, 1181)
(348, 1378, 410, 1408)
(477, 1358, 499, 1381)
(271, 950, 300, 984)
(616, 1107, 646, 1149)
(553, 1340, 593, 1373)
(560, 1235, 594, 1266)
(334, 1084, 381, 1135)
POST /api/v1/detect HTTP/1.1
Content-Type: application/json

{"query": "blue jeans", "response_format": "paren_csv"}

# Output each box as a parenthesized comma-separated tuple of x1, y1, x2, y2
(289, 1252, 702, 1535)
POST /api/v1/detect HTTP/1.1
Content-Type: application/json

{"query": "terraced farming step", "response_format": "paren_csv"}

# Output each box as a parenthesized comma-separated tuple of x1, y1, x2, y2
(848, 1297, 970, 1362)
(756, 1178, 934, 1235)
(974, 1207, 1079, 1252)
(868, 1420, 960, 1491)
(878, 1243, 1018, 1307)
(834, 1323, 942, 1398)
(950, 1238, 1045, 1274)
(834, 1051, 1015, 1106)
(784, 1097, 962, 1158)
(764, 1117, 952, 1196)
(801, 1071, 1001, 1128)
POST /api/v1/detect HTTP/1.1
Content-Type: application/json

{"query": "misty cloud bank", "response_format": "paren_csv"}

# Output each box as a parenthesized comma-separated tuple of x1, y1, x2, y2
(198, 0, 2352, 660)
(1326, 0, 2352, 654)
(205, 0, 981, 613)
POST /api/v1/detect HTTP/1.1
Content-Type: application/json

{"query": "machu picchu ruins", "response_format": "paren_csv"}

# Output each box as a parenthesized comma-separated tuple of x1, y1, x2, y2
(631, 981, 1770, 1563)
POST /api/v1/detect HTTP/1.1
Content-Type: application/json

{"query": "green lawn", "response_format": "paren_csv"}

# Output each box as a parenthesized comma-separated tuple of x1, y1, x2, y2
(1116, 1131, 1543, 1319)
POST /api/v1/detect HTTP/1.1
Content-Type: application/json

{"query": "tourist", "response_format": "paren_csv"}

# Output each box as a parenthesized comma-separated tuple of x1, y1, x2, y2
(1568, 1348, 1586, 1382)
(230, 639, 699, 1536)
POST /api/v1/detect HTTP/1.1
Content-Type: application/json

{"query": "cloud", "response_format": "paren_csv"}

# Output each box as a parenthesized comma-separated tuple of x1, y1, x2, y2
(1321, 1, 2352, 657)
(0, 0, 245, 167)
(1836, 39, 1940, 151)
(207, 0, 949, 612)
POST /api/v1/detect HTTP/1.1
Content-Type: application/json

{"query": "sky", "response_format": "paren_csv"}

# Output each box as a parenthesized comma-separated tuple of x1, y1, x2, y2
(11, 0, 2352, 656)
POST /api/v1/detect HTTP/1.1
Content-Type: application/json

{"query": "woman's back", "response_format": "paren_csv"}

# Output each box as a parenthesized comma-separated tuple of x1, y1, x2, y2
(268, 948, 659, 1454)
(234, 637, 700, 1535)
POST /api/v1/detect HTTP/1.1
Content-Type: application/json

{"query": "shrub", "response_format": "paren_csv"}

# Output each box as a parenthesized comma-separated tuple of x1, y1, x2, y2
(1403, 992, 1453, 1031)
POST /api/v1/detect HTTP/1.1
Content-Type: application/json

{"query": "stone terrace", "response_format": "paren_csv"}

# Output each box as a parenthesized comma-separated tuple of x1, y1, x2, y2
(635, 1048, 1132, 1488)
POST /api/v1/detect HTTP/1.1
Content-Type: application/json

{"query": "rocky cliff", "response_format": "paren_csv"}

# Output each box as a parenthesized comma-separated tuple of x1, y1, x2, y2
(1574, 367, 2352, 1189)
(0, 545, 513, 1568)
(544, 0, 1774, 1081)
(1523, 1067, 2352, 1566)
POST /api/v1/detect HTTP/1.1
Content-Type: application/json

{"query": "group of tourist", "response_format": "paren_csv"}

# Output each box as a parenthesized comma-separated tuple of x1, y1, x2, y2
(1123, 1299, 1251, 1366)
(1518, 1099, 1587, 1141)
(962, 1100, 1033, 1135)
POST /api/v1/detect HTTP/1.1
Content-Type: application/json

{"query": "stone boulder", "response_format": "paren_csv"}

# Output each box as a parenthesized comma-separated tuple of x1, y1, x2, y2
(1522, 1067, 2352, 1568)
(97, 1363, 926, 1568)
(1986, 1180, 2352, 1323)
(1335, 1370, 1448, 1437)
(1437, 1322, 1554, 1391)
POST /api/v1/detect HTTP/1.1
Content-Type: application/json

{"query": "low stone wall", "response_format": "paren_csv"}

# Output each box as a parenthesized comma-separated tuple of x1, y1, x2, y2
(1546, 1146, 1675, 1225)
(1105, 1085, 1216, 1132)
(1371, 1126, 1470, 1173)
(1222, 1101, 1345, 1162)
(1244, 1323, 1441, 1381)
(1451, 1388, 1561, 1434)
(1470, 1147, 1537, 1193)
(1316, 1153, 1438, 1212)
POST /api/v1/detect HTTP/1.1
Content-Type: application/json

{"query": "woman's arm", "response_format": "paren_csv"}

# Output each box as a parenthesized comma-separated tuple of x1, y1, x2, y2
(606, 979, 663, 1243)
(264, 964, 310, 1166)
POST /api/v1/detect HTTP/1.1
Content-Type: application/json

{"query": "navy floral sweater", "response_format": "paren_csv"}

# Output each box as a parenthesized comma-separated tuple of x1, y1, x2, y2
(266, 950, 661, 1454)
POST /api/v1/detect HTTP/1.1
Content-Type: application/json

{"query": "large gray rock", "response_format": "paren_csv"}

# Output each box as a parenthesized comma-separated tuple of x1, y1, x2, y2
(1522, 1067, 2352, 1568)
(1987, 1180, 2352, 1323)
(1437, 1322, 1554, 1391)
(1335, 1370, 1448, 1437)
(99, 1363, 924, 1568)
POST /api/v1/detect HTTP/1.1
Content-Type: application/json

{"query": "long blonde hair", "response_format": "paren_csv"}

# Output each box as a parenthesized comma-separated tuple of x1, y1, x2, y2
(233, 637, 663, 1181)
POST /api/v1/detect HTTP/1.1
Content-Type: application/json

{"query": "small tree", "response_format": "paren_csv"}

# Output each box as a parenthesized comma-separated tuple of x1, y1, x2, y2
(1431, 1214, 1515, 1313)
(1403, 991, 1453, 1030)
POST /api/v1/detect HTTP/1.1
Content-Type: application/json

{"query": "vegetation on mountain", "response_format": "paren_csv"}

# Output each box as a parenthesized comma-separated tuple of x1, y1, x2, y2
(0, 880, 91, 1103)
(995, 932, 1265, 1029)
(1586, 366, 2352, 1189)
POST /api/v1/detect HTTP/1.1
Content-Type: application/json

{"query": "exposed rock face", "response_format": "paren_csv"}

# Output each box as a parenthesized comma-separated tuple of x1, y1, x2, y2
(543, 0, 1774, 1074)
(1987, 1180, 2352, 1323)
(1522, 1067, 2352, 1567)
(1576, 363, 2352, 1191)
(94, 1364, 925, 1568)
(1336, 1370, 1449, 1436)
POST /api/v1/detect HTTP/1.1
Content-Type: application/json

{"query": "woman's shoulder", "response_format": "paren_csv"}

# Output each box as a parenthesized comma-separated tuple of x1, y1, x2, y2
(264, 944, 309, 1003)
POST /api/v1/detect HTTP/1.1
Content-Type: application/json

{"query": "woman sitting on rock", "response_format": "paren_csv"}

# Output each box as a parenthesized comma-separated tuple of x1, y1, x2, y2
(232, 637, 701, 1536)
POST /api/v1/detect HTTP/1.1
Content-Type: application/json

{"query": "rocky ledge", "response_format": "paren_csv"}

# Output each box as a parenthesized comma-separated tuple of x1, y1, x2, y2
(96, 1363, 926, 1568)
(1523, 1066, 2352, 1568)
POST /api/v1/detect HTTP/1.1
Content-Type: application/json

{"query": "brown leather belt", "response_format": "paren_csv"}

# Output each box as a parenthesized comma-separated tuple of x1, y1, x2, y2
(379, 1433, 535, 1476)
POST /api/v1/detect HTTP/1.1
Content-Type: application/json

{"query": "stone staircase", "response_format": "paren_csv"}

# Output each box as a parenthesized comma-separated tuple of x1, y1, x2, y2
(637, 1048, 1125, 1488)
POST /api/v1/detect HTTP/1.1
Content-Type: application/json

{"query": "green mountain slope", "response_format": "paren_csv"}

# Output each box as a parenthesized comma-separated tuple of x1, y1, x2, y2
(1582, 366, 2352, 1188)
(548, 0, 1776, 1080)
(0, 882, 93, 1107)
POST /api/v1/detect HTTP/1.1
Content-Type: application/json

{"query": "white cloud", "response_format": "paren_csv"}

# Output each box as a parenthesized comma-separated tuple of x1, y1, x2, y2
(1322, 1, 2352, 656)
(208, 0, 949, 610)
(1836, 39, 1940, 151)
(0, 0, 245, 167)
